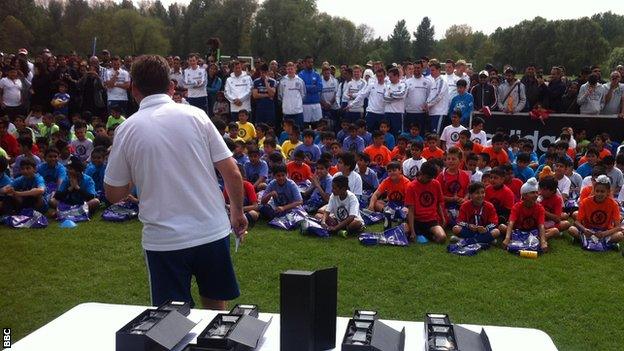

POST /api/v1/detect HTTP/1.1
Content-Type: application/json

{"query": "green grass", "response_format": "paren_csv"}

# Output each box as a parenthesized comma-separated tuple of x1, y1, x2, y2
(1, 218, 623, 350)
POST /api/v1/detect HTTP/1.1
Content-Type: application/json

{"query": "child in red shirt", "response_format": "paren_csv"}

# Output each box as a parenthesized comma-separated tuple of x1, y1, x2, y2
(390, 136, 408, 162)
(405, 161, 446, 243)
(538, 176, 570, 238)
(368, 161, 410, 211)
(287, 150, 312, 184)
(436, 147, 470, 226)
(485, 167, 515, 226)
(364, 131, 392, 167)
(451, 182, 500, 243)
(224, 164, 259, 226)
(502, 164, 522, 201)
(502, 177, 549, 252)
(482, 133, 509, 167)
(568, 175, 624, 246)
(421, 134, 445, 161)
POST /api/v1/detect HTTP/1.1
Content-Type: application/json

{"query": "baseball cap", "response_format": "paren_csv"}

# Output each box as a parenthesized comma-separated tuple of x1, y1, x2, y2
(18, 48, 28, 55)
(479, 70, 489, 77)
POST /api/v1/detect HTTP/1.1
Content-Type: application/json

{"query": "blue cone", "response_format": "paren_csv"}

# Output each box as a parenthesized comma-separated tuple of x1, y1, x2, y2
(416, 234, 429, 244)
(59, 219, 77, 228)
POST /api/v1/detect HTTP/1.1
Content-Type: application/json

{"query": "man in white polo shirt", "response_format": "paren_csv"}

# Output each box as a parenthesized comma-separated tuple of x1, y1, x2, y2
(104, 56, 131, 115)
(105, 55, 247, 310)
(183, 53, 208, 111)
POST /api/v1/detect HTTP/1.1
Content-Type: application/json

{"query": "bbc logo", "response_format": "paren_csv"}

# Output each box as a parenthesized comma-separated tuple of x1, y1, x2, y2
(3, 328, 10, 348)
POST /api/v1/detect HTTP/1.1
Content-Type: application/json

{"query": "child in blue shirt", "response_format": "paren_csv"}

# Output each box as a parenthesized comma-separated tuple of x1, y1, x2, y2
(52, 82, 70, 117)
(303, 159, 332, 212)
(1, 158, 46, 213)
(399, 123, 424, 144)
(84, 146, 107, 197)
(244, 147, 269, 191)
(0, 156, 12, 209)
(37, 147, 67, 193)
(356, 119, 373, 146)
(513, 152, 535, 182)
(342, 124, 365, 153)
(577, 148, 599, 179)
(51, 156, 100, 213)
(448, 79, 474, 126)
(379, 120, 395, 149)
(11, 136, 41, 177)
(260, 164, 303, 219)
(294, 129, 321, 167)
(356, 152, 380, 195)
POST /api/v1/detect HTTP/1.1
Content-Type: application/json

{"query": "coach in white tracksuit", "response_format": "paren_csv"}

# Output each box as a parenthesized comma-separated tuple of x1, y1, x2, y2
(278, 62, 306, 128)
(224, 60, 253, 122)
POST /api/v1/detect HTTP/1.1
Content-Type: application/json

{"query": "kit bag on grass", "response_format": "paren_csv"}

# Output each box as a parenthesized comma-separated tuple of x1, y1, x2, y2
(507, 229, 541, 254)
(360, 208, 384, 225)
(102, 201, 139, 222)
(299, 216, 330, 238)
(448, 238, 490, 256)
(359, 223, 409, 247)
(581, 232, 618, 252)
(4, 209, 48, 229)
(268, 207, 307, 230)
(56, 202, 89, 222)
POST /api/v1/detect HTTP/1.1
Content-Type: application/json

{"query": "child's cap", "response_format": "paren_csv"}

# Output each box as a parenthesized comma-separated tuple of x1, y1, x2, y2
(595, 174, 611, 186)
(520, 177, 539, 194)
(538, 166, 554, 180)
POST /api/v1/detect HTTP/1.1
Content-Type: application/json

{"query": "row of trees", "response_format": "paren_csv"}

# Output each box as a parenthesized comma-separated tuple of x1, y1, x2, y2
(2, 0, 624, 74)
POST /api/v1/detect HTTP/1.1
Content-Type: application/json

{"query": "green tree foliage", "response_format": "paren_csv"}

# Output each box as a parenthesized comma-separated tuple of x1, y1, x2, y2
(604, 47, 624, 71)
(412, 16, 435, 58)
(0, 16, 34, 54)
(387, 20, 411, 63)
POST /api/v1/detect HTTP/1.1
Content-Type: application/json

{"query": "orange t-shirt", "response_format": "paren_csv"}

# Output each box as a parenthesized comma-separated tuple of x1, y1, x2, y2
(390, 147, 407, 162)
(577, 196, 621, 229)
(455, 141, 483, 155)
(364, 144, 392, 166)
(422, 146, 445, 160)
(579, 185, 593, 202)
(377, 175, 411, 203)
(286, 161, 312, 184)
(328, 165, 339, 176)
(578, 148, 612, 165)
(483, 146, 509, 167)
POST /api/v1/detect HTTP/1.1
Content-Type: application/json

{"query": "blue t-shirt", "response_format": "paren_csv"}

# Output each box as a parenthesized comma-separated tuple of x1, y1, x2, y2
(0, 173, 12, 188)
(12, 154, 42, 177)
(576, 162, 593, 179)
(37, 162, 67, 184)
(253, 77, 277, 111)
(265, 178, 302, 206)
(244, 160, 269, 183)
(337, 129, 349, 143)
(399, 132, 424, 144)
(294, 143, 321, 162)
(57, 173, 96, 196)
(11, 174, 45, 192)
(359, 132, 373, 146)
(310, 175, 332, 203)
(358, 167, 379, 192)
(384, 133, 396, 150)
(448, 92, 474, 124)
(85, 163, 106, 192)
(343, 136, 365, 153)
(513, 164, 535, 182)
(234, 153, 250, 166)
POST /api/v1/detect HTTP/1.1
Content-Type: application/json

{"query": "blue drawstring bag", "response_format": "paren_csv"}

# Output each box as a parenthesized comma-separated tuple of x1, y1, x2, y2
(57, 202, 90, 222)
(581, 232, 617, 252)
(360, 209, 384, 225)
(564, 199, 578, 212)
(383, 201, 407, 228)
(102, 201, 139, 222)
(359, 191, 373, 209)
(268, 207, 307, 230)
(297, 180, 312, 194)
(299, 216, 330, 238)
(448, 238, 490, 256)
(507, 229, 541, 254)
(359, 224, 409, 247)
(5, 209, 48, 229)
(303, 197, 325, 213)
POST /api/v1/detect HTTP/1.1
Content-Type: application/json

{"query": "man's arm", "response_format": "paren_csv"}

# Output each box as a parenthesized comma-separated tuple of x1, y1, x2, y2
(104, 183, 131, 204)
(215, 157, 248, 237)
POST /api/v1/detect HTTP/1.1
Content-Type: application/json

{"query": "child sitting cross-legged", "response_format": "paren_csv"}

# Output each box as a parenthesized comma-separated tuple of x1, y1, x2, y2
(1, 157, 46, 214)
(501, 178, 549, 252)
(368, 161, 410, 212)
(451, 181, 500, 244)
(259, 164, 303, 219)
(316, 174, 364, 236)
(538, 176, 571, 238)
(50, 156, 100, 215)
(303, 158, 332, 213)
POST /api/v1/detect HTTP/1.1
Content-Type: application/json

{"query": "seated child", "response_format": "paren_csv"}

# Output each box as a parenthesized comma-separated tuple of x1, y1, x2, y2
(287, 150, 312, 184)
(512, 152, 535, 182)
(37, 147, 66, 193)
(390, 136, 408, 163)
(236, 109, 256, 142)
(421, 133, 445, 160)
(0, 156, 12, 211)
(226, 122, 243, 142)
(440, 110, 467, 151)
(278, 119, 295, 145)
(364, 131, 392, 168)
(485, 166, 515, 226)
(51, 157, 100, 214)
(260, 164, 303, 219)
(405, 161, 446, 243)
(303, 159, 332, 212)
(356, 119, 373, 146)
(470, 117, 487, 145)
(294, 129, 321, 166)
(84, 146, 107, 197)
(502, 178, 549, 252)
(399, 123, 424, 144)
(356, 152, 379, 196)
(317, 174, 364, 235)
(379, 120, 396, 149)
(255, 123, 270, 149)
(261, 137, 281, 161)
(538, 176, 571, 238)
(456, 129, 483, 155)
(281, 125, 302, 160)
(451, 181, 500, 243)
(553, 157, 572, 200)
(368, 161, 410, 212)
(0, 157, 46, 214)
(569, 175, 623, 248)
(244, 147, 269, 191)
(437, 147, 470, 226)
(224, 164, 259, 227)
(11, 136, 41, 177)
(477, 152, 491, 174)
(402, 141, 426, 180)
(482, 133, 509, 167)
(232, 140, 250, 165)
(502, 164, 523, 201)
(334, 152, 363, 196)
(342, 124, 365, 153)
(465, 153, 483, 183)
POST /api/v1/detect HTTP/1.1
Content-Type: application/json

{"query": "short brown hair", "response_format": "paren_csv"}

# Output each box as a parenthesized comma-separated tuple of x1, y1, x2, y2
(131, 55, 170, 96)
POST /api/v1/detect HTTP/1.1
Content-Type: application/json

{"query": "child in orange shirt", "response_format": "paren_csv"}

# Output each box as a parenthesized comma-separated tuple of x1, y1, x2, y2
(287, 150, 312, 184)
(405, 161, 446, 243)
(451, 181, 500, 243)
(390, 136, 408, 162)
(482, 133, 509, 167)
(368, 161, 410, 211)
(364, 131, 392, 168)
(421, 133, 445, 160)
(569, 175, 623, 249)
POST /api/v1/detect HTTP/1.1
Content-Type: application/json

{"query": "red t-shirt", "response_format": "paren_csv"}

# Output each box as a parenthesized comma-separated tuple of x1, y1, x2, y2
(287, 161, 312, 184)
(485, 184, 515, 211)
(377, 175, 411, 203)
(405, 178, 443, 221)
(422, 146, 445, 160)
(457, 200, 498, 226)
(579, 185, 593, 202)
(436, 169, 470, 199)
(224, 181, 257, 206)
(483, 146, 509, 167)
(364, 145, 392, 166)
(577, 196, 621, 229)
(539, 194, 563, 217)
(510, 201, 545, 230)
(505, 178, 523, 201)
(1, 133, 19, 158)
(328, 165, 339, 176)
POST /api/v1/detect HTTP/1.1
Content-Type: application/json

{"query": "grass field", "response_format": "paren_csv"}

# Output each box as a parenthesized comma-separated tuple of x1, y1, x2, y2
(1, 217, 623, 350)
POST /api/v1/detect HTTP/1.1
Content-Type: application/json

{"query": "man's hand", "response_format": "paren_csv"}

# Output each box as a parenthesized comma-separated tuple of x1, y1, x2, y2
(230, 210, 248, 242)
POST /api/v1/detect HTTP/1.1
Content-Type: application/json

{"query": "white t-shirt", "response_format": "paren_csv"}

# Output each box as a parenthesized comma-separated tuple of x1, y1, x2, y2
(470, 130, 487, 145)
(104, 68, 130, 101)
(333, 171, 363, 196)
(327, 190, 363, 222)
(0, 77, 23, 106)
(105, 94, 232, 251)
(402, 157, 427, 179)
(556, 175, 571, 197)
(183, 66, 208, 98)
(440, 124, 467, 150)
(470, 170, 483, 183)
(70, 138, 93, 163)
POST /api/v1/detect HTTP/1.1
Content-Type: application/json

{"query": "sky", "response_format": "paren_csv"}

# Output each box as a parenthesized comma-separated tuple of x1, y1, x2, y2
(152, 0, 623, 40)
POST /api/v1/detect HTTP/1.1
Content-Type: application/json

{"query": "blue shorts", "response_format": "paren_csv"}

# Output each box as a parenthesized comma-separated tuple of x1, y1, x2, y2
(144, 235, 240, 307)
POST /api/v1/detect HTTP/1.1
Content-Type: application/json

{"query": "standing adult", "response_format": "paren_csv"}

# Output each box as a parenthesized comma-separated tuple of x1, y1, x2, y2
(278, 62, 306, 128)
(78, 58, 107, 117)
(169, 56, 184, 87)
(30, 62, 53, 112)
(470, 70, 497, 113)
(0, 66, 25, 121)
(601, 71, 623, 117)
(320, 65, 340, 127)
(183, 54, 208, 111)
(251, 63, 276, 125)
(404, 60, 431, 134)
(425, 59, 450, 134)
(206, 63, 223, 118)
(497, 67, 526, 114)
(224, 60, 253, 122)
(521, 64, 539, 111)
(104, 55, 246, 309)
(577, 74, 605, 115)
(545, 66, 567, 113)
(104, 56, 131, 115)
(298, 56, 323, 127)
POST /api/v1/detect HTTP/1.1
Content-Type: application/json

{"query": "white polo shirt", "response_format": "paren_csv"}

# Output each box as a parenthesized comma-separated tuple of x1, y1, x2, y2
(0, 77, 23, 106)
(104, 68, 130, 101)
(105, 94, 232, 251)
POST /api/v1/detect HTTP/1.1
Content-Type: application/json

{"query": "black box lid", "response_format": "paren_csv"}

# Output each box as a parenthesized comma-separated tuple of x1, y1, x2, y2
(453, 325, 492, 351)
(370, 320, 405, 351)
(145, 310, 196, 349)
(228, 314, 272, 348)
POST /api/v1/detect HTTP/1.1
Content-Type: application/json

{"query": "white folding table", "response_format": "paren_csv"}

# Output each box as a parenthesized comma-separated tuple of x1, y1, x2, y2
(8, 302, 558, 350)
